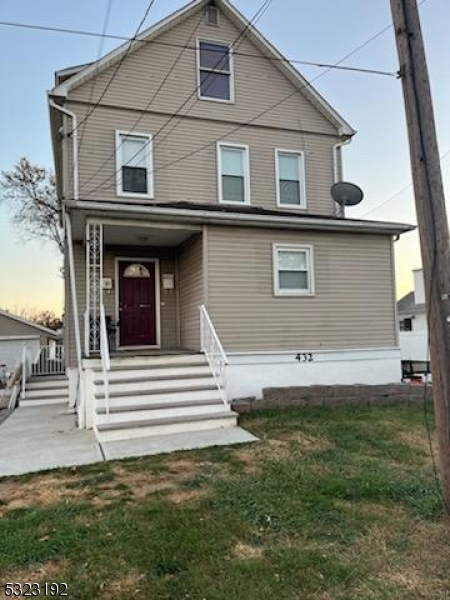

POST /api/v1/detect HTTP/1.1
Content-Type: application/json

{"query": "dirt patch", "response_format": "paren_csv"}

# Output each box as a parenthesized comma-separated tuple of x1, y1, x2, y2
(232, 542, 264, 560)
(1, 560, 68, 583)
(169, 488, 209, 505)
(100, 570, 146, 599)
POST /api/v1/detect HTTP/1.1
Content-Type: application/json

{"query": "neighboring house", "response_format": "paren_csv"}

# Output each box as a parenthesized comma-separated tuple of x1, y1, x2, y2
(0, 310, 61, 374)
(48, 0, 413, 440)
(398, 269, 428, 361)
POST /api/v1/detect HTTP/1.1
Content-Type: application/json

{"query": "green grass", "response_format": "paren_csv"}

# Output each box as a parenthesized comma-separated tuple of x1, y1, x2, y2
(0, 405, 449, 599)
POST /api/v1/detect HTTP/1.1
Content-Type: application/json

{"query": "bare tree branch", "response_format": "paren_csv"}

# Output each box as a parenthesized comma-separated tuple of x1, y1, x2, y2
(0, 157, 64, 254)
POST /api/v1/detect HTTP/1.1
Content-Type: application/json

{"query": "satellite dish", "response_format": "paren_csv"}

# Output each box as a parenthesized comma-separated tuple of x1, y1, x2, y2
(331, 181, 364, 207)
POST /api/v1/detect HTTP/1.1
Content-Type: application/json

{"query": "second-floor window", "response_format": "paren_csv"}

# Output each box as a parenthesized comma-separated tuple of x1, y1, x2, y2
(116, 131, 153, 197)
(198, 40, 233, 102)
(217, 143, 250, 205)
(275, 150, 306, 208)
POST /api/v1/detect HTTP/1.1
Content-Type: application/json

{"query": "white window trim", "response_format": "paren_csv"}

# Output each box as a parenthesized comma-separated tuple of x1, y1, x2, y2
(275, 149, 307, 210)
(196, 38, 235, 104)
(217, 142, 251, 205)
(272, 244, 315, 297)
(115, 130, 154, 199)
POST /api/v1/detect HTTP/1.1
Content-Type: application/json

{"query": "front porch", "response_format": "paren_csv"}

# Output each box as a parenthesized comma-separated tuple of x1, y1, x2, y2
(64, 214, 234, 444)
(72, 218, 206, 361)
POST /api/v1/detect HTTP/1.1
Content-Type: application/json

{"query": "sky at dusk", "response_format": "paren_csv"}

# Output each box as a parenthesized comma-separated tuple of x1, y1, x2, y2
(0, 0, 449, 316)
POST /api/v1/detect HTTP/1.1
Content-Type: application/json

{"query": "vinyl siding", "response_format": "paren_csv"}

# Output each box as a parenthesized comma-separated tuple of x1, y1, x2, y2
(206, 226, 397, 351)
(63, 4, 342, 216)
(66, 102, 338, 216)
(65, 244, 180, 367)
(69, 7, 338, 135)
(179, 234, 204, 350)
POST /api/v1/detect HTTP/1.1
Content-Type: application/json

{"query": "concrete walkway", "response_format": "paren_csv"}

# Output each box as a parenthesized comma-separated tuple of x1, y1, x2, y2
(0, 406, 257, 477)
(0, 405, 102, 477)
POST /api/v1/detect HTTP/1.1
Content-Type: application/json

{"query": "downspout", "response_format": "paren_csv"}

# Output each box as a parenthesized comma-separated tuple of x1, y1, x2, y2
(333, 137, 352, 218)
(65, 210, 85, 427)
(48, 97, 79, 200)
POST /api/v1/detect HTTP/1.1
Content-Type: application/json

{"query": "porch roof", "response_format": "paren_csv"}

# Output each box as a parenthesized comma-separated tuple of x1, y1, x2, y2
(67, 199, 416, 238)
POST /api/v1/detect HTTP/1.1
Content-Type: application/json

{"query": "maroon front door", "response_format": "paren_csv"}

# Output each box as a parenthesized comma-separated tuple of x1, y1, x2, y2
(118, 261, 157, 347)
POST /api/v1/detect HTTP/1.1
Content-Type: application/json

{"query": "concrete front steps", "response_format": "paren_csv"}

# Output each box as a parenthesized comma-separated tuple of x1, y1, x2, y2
(91, 354, 238, 443)
(20, 375, 69, 407)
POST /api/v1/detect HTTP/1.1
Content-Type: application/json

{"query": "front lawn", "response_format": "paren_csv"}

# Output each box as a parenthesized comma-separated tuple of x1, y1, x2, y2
(0, 405, 449, 599)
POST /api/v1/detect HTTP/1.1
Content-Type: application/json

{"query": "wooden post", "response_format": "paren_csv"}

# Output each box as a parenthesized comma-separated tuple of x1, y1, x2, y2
(390, 0, 450, 515)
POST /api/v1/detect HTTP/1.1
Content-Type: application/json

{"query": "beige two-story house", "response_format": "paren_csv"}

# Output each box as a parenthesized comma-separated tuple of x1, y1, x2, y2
(48, 0, 412, 442)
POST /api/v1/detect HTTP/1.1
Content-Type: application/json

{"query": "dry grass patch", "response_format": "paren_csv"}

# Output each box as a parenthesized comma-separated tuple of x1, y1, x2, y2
(397, 428, 439, 459)
(232, 542, 264, 560)
(278, 430, 332, 453)
(100, 569, 146, 599)
(0, 475, 90, 516)
(348, 516, 450, 598)
(0, 560, 68, 584)
(111, 458, 199, 499)
(232, 432, 331, 473)
(169, 488, 209, 505)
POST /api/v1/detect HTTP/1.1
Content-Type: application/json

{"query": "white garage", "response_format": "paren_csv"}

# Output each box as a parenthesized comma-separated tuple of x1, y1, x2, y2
(0, 336, 40, 375)
(0, 310, 61, 378)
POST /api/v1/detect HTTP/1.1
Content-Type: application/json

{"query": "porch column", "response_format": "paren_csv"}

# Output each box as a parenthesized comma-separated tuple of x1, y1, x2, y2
(86, 221, 103, 355)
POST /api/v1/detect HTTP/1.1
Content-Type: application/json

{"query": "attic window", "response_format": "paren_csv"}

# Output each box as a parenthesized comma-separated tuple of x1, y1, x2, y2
(198, 40, 233, 102)
(205, 5, 220, 26)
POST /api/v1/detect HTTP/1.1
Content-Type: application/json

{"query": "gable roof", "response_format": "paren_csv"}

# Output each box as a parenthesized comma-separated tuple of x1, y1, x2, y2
(0, 310, 61, 338)
(397, 291, 426, 316)
(49, 0, 355, 137)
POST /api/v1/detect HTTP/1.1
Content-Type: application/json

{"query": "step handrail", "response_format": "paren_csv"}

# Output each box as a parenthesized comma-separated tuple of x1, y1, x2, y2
(199, 305, 229, 406)
(21, 344, 31, 400)
(100, 304, 111, 415)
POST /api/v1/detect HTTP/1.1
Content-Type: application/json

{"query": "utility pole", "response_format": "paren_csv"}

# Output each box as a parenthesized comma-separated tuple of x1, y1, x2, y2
(390, 0, 450, 515)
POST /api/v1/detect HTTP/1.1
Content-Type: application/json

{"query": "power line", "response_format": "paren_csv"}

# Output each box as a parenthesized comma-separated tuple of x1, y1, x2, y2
(139, 0, 274, 155)
(0, 19, 397, 77)
(83, 14, 406, 198)
(360, 148, 450, 218)
(68, 0, 157, 138)
(78, 0, 114, 156)
(77, 10, 205, 196)
(80, 0, 274, 196)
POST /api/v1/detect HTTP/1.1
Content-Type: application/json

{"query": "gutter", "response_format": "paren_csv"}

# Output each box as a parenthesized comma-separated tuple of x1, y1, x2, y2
(48, 97, 79, 200)
(65, 199, 416, 236)
(333, 137, 353, 218)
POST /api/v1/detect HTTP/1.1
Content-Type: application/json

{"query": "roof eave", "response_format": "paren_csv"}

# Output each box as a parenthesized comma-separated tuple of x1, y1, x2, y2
(65, 199, 415, 237)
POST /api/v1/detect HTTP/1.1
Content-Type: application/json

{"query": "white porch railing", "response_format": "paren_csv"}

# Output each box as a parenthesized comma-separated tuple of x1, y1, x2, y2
(32, 344, 65, 376)
(200, 305, 229, 406)
(100, 304, 111, 416)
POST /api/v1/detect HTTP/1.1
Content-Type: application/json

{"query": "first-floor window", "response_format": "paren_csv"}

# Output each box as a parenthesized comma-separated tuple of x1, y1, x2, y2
(116, 131, 153, 197)
(273, 244, 314, 296)
(218, 143, 250, 204)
